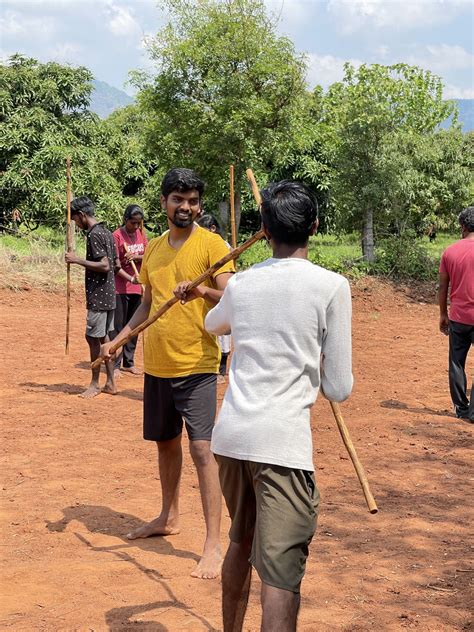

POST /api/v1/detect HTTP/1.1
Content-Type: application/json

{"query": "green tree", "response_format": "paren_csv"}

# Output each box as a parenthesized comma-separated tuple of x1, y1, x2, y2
(133, 0, 310, 234)
(0, 55, 146, 231)
(324, 63, 465, 261)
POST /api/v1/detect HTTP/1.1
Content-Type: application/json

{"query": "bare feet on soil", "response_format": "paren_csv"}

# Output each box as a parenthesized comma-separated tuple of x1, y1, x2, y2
(121, 366, 142, 376)
(102, 382, 117, 396)
(126, 516, 181, 540)
(191, 544, 222, 580)
(79, 384, 101, 399)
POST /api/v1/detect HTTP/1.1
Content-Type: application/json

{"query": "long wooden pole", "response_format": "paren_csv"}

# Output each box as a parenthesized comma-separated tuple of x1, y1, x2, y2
(245, 168, 378, 515)
(92, 225, 265, 370)
(229, 164, 237, 249)
(65, 156, 72, 355)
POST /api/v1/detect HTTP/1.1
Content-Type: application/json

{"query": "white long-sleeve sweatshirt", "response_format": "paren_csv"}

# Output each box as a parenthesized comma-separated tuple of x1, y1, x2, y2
(205, 257, 353, 472)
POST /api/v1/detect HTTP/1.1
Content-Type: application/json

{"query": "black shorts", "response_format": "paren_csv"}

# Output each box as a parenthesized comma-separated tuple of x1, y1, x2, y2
(143, 373, 217, 442)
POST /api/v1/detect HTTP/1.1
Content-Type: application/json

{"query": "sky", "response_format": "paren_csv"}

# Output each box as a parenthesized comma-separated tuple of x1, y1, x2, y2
(1, 0, 473, 99)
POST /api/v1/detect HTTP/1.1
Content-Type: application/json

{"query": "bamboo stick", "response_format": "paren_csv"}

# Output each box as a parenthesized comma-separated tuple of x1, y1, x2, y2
(230, 165, 237, 249)
(245, 169, 378, 514)
(65, 156, 72, 355)
(92, 226, 265, 369)
(330, 402, 378, 514)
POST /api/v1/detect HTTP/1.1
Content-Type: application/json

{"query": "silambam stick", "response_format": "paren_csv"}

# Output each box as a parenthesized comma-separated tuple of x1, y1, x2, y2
(245, 169, 378, 515)
(91, 227, 265, 369)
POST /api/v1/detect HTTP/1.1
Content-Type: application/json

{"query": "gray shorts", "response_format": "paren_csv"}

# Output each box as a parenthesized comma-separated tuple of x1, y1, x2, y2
(216, 456, 320, 593)
(143, 373, 217, 442)
(86, 309, 114, 338)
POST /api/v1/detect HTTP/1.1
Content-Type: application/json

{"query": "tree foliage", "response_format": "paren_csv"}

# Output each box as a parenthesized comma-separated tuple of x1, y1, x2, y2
(0, 55, 148, 231)
(323, 63, 469, 260)
(133, 0, 310, 231)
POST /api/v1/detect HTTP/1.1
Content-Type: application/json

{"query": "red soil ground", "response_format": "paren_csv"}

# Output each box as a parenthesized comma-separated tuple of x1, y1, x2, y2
(1, 280, 472, 631)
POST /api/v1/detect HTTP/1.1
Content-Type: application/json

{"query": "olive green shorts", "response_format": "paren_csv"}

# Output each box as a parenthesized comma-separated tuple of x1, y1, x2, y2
(216, 455, 320, 593)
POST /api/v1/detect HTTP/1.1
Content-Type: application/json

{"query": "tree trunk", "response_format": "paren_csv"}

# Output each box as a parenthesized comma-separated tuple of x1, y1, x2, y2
(361, 208, 375, 262)
(218, 200, 229, 236)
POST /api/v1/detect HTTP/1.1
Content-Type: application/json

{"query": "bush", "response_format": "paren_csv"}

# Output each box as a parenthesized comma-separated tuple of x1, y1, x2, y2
(371, 235, 438, 280)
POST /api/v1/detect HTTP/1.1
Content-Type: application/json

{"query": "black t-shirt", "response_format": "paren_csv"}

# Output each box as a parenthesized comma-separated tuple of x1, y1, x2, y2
(85, 223, 116, 311)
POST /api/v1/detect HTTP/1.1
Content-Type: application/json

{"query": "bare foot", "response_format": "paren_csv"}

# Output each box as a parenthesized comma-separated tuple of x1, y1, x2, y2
(191, 545, 222, 579)
(126, 516, 180, 540)
(102, 382, 117, 396)
(114, 369, 123, 380)
(121, 366, 142, 376)
(79, 385, 101, 399)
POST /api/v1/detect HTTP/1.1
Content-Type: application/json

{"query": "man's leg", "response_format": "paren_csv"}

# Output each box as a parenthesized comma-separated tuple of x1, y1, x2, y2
(189, 439, 222, 578)
(122, 294, 141, 372)
(261, 583, 300, 632)
(127, 435, 182, 538)
(81, 334, 102, 398)
(222, 536, 253, 632)
(102, 333, 117, 395)
(448, 322, 472, 417)
(111, 295, 126, 374)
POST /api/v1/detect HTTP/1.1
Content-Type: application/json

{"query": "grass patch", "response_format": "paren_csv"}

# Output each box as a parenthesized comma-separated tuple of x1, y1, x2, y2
(0, 227, 85, 292)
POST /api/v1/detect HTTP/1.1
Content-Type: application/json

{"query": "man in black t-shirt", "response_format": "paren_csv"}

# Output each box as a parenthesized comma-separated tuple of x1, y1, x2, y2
(65, 196, 118, 398)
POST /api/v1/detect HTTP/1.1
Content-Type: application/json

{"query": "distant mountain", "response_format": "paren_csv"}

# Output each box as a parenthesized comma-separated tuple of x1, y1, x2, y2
(88, 80, 473, 131)
(440, 99, 474, 132)
(89, 79, 134, 118)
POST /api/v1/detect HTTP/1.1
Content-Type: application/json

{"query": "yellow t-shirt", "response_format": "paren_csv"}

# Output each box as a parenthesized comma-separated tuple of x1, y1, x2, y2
(139, 226, 235, 377)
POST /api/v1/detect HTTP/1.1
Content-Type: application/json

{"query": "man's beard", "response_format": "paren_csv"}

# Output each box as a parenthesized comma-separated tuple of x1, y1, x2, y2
(170, 210, 194, 228)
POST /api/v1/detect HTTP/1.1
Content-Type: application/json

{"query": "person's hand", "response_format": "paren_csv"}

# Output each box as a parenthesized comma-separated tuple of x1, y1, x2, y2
(439, 315, 449, 336)
(125, 251, 137, 262)
(100, 341, 115, 361)
(65, 252, 79, 264)
(173, 281, 205, 304)
(131, 275, 141, 285)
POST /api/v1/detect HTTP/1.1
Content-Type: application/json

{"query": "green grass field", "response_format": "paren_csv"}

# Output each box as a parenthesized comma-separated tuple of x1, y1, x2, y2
(0, 227, 458, 291)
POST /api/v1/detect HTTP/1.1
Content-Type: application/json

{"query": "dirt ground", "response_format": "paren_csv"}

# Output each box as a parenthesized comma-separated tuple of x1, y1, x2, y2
(1, 279, 473, 631)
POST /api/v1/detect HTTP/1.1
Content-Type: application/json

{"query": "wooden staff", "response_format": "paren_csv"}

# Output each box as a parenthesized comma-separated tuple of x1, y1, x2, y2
(230, 164, 237, 249)
(330, 402, 378, 513)
(123, 242, 140, 278)
(245, 169, 378, 515)
(91, 226, 265, 369)
(65, 156, 72, 355)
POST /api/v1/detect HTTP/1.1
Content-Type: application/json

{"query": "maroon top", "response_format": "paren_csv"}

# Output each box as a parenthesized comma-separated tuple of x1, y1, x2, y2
(439, 238, 474, 325)
(113, 227, 148, 295)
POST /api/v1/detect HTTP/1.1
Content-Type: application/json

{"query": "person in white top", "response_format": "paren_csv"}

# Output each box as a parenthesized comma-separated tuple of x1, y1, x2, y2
(205, 180, 353, 632)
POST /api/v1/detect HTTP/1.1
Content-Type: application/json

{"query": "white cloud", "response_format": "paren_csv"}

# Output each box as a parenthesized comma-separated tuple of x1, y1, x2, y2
(0, 9, 57, 39)
(48, 43, 83, 63)
(306, 53, 363, 88)
(407, 44, 474, 72)
(443, 84, 474, 99)
(105, 2, 141, 37)
(328, 0, 471, 32)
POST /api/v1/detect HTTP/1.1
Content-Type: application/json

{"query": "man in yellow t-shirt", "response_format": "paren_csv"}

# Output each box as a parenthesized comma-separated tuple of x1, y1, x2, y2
(101, 168, 234, 579)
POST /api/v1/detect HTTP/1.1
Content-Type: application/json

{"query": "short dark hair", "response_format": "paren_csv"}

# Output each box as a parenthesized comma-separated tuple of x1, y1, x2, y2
(70, 196, 95, 217)
(260, 180, 318, 246)
(197, 213, 223, 237)
(124, 204, 144, 222)
(161, 168, 205, 199)
(459, 206, 474, 232)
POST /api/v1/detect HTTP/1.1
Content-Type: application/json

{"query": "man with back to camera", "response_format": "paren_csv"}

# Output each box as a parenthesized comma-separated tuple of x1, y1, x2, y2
(439, 206, 474, 422)
(203, 180, 353, 631)
(65, 196, 118, 399)
(100, 168, 235, 579)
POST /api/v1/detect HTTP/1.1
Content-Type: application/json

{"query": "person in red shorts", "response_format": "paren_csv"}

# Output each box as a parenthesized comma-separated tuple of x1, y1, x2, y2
(439, 206, 474, 422)
(112, 205, 148, 376)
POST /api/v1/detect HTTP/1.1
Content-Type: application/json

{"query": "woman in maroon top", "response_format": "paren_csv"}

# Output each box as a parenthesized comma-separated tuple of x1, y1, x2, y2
(112, 204, 148, 375)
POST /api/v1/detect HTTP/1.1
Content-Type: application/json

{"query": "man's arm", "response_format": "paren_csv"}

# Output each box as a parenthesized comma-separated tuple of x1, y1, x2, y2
(100, 285, 152, 360)
(65, 252, 110, 273)
(205, 281, 232, 335)
(438, 271, 450, 336)
(320, 280, 353, 402)
(173, 272, 234, 307)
